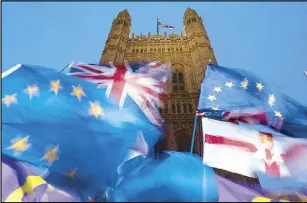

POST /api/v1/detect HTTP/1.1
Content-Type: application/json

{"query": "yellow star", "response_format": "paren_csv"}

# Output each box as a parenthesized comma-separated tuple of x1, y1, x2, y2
(50, 80, 63, 95)
(274, 111, 283, 119)
(207, 95, 217, 102)
(66, 168, 77, 179)
(256, 82, 264, 92)
(71, 85, 86, 101)
(2, 93, 18, 108)
(6, 136, 31, 153)
(24, 85, 39, 99)
(213, 87, 222, 93)
(241, 78, 248, 90)
(225, 82, 233, 88)
(89, 101, 104, 118)
(41, 146, 59, 165)
(212, 106, 220, 111)
(268, 94, 276, 107)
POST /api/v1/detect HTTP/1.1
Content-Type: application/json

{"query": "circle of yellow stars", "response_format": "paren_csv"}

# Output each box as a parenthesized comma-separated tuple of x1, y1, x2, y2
(4, 79, 108, 181)
(207, 78, 283, 119)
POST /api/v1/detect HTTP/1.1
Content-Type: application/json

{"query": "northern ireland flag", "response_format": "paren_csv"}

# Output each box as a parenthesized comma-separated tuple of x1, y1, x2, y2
(201, 117, 307, 178)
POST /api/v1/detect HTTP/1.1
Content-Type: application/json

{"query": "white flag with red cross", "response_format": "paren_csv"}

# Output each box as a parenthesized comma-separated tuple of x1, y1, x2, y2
(201, 117, 307, 178)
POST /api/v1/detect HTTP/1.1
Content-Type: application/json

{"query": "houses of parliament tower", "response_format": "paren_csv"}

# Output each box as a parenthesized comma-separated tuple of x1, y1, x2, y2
(99, 8, 218, 155)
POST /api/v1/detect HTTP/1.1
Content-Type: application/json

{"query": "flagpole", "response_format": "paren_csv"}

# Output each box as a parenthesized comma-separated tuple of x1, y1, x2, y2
(190, 114, 198, 154)
(60, 63, 71, 73)
(157, 17, 159, 35)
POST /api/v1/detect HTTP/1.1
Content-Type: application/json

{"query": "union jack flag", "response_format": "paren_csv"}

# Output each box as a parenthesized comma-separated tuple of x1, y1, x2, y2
(158, 21, 176, 30)
(66, 61, 171, 126)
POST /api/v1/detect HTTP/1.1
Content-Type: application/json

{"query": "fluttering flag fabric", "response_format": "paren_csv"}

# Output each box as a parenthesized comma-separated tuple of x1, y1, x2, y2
(197, 64, 307, 138)
(106, 151, 218, 202)
(2, 155, 80, 202)
(2, 64, 163, 200)
(216, 175, 307, 202)
(256, 172, 307, 195)
(201, 117, 307, 178)
(157, 20, 176, 30)
(66, 61, 171, 127)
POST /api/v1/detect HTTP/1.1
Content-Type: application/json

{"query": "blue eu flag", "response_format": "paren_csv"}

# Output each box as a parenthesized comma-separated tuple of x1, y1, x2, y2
(106, 151, 218, 202)
(197, 64, 307, 138)
(2, 64, 163, 200)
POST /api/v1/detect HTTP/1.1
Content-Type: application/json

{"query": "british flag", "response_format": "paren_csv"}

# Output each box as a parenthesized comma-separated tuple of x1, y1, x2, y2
(66, 61, 171, 126)
(158, 21, 176, 30)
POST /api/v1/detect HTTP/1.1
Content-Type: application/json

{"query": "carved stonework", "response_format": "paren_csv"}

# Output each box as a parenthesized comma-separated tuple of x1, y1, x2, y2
(100, 8, 217, 155)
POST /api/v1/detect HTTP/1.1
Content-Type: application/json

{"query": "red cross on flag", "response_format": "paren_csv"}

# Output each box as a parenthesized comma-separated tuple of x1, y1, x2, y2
(201, 117, 307, 178)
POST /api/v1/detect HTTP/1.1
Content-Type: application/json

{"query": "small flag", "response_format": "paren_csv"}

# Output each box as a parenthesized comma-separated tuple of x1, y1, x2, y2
(158, 20, 176, 30)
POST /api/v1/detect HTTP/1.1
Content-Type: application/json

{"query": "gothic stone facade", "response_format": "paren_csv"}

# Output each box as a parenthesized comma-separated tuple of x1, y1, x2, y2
(99, 8, 218, 155)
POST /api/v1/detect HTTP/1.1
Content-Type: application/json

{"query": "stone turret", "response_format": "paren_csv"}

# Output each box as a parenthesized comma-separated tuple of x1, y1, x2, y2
(100, 9, 131, 65)
(183, 8, 217, 88)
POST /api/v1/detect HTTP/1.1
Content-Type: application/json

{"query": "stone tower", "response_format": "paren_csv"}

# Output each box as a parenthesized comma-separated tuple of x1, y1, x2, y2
(100, 10, 131, 64)
(100, 8, 217, 155)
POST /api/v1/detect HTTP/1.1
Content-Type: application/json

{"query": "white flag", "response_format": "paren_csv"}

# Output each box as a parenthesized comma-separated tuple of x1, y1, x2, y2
(202, 117, 307, 178)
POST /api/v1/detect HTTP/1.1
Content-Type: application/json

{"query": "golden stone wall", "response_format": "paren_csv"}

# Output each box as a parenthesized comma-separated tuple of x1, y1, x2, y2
(100, 8, 218, 155)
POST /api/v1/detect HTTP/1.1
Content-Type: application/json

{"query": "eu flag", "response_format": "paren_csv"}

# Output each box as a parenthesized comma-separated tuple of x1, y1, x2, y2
(2, 64, 163, 200)
(197, 64, 307, 138)
(106, 151, 218, 202)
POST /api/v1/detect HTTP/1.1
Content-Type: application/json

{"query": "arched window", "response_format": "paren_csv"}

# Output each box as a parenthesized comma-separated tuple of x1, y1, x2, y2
(172, 71, 185, 93)
(172, 73, 177, 83)
(132, 49, 135, 53)
(154, 48, 156, 52)
(168, 48, 170, 52)
(141, 49, 143, 53)
(176, 48, 179, 52)
(158, 48, 161, 53)
(178, 73, 184, 83)
(180, 47, 183, 52)
(150, 48, 153, 53)
(136, 49, 139, 54)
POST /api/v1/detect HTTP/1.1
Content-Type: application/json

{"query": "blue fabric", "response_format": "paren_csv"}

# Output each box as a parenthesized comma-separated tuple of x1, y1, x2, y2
(2, 64, 163, 200)
(2, 154, 80, 202)
(197, 64, 307, 138)
(107, 151, 218, 202)
(256, 172, 307, 195)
